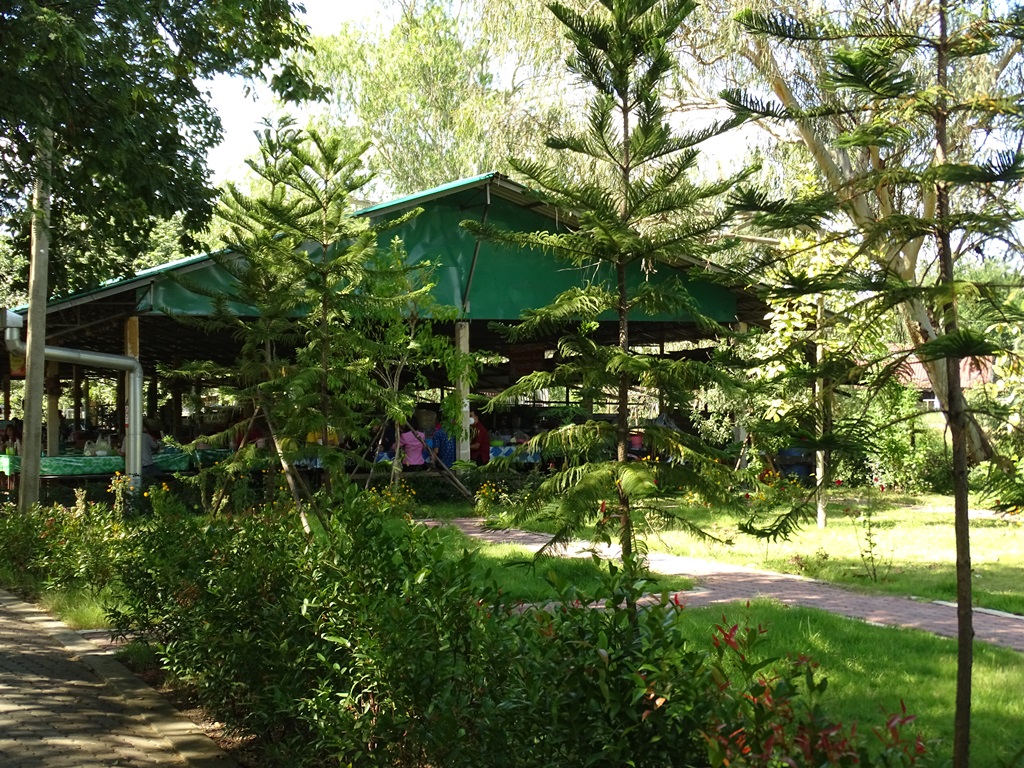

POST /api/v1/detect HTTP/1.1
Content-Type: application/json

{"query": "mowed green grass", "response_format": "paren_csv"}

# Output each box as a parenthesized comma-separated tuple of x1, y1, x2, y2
(645, 491, 1024, 615)
(434, 489, 1023, 614)
(439, 519, 1024, 766)
(429, 524, 694, 601)
(678, 600, 1024, 767)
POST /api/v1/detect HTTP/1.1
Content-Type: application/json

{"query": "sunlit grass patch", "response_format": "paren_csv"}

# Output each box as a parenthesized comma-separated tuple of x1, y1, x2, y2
(679, 599, 1024, 766)
(429, 524, 693, 602)
(39, 588, 112, 630)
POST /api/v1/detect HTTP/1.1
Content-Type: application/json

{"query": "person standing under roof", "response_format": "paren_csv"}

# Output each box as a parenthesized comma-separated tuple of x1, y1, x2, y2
(469, 410, 490, 465)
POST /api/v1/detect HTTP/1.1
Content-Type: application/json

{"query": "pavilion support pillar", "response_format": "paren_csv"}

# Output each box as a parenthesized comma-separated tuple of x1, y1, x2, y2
(3, 374, 9, 420)
(455, 321, 471, 462)
(116, 376, 125, 436)
(83, 377, 91, 429)
(45, 360, 60, 456)
(123, 317, 139, 436)
(72, 365, 82, 430)
(170, 384, 182, 441)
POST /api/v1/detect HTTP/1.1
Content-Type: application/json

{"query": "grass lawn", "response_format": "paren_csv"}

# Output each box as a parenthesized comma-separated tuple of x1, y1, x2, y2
(418, 489, 1024, 614)
(421, 495, 1024, 763)
(679, 600, 1024, 767)
(646, 490, 1024, 615)
(429, 524, 694, 601)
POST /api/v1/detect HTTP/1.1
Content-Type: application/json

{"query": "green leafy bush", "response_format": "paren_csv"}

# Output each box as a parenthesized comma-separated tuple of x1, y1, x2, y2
(0, 491, 124, 596)
(103, 481, 929, 767)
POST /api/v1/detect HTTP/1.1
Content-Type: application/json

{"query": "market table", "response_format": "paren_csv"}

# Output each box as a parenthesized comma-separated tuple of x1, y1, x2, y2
(488, 446, 540, 462)
(0, 448, 232, 490)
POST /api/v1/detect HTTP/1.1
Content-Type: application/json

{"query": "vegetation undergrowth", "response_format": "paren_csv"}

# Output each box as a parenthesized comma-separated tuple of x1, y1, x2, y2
(677, 601, 1024, 766)
(0, 488, 944, 767)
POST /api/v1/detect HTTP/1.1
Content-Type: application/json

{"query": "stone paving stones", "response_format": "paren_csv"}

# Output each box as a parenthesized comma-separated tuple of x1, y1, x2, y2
(0, 590, 234, 768)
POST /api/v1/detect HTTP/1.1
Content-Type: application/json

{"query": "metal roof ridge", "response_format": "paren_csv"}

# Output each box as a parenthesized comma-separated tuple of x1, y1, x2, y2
(40, 247, 241, 313)
(38, 177, 513, 312)
(355, 172, 501, 217)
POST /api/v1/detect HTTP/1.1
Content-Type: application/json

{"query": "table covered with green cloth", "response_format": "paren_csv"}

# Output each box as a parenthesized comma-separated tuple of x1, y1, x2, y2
(0, 454, 125, 476)
(0, 449, 227, 477)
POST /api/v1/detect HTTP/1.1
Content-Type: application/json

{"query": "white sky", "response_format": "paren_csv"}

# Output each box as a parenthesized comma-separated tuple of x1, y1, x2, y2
(204, 1, 381, 183)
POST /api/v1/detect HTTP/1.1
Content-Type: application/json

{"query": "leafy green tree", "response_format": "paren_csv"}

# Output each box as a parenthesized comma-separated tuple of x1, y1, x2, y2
(466, 0, 751, 605)
(180, 122, 471, 526)
(1, 0, 314, 291)
(701, 0, 1024, 466)
(3, 0, 314, 511)
(723, 2, 1024, 762)
(303, 0, 579, 195)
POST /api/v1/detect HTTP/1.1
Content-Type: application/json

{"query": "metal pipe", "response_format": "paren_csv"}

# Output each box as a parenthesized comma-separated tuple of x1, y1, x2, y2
(2, 309, 143, 484)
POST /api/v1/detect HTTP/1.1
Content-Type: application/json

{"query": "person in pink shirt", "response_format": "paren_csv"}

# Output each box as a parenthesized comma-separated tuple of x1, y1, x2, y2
(394, 423, 427, 470)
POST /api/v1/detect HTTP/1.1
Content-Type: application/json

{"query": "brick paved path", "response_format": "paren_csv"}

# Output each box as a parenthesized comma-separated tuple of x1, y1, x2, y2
(440, 518, 1024, 653)
(0, 590, 233, 768)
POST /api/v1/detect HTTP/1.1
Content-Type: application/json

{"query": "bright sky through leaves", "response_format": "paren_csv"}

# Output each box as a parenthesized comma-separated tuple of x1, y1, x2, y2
(205, 0, 380, 182)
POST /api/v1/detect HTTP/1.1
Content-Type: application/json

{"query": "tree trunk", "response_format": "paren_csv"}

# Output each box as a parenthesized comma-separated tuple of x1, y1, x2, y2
(18, 126, 54, 514)
(815, 294, 830, 528)
(745, 35, 994, 466)
(899, 296, 993, 464)
(617, 96, 637, 618)
(934, 5, 973, 763)
(616, 259, 637, 620)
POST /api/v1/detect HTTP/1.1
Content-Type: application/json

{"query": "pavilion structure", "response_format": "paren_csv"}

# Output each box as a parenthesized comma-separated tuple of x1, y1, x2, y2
(2, 172, 766, 466)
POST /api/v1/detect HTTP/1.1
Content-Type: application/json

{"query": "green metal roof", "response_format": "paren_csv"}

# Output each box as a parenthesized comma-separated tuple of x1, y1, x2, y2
(40, 172, 744, 326)
(356, 172, 498, 218)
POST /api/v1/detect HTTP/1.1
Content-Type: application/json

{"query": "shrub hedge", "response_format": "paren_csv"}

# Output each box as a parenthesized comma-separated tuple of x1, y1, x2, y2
(1, 485, 929, 767)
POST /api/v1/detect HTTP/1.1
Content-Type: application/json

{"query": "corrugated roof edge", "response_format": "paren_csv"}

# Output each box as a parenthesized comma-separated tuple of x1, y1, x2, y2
(34, 175, 510, 313)
(32, 172, 563, 314)
(355, 171, 499, 217)
(36, 246, 238, 314)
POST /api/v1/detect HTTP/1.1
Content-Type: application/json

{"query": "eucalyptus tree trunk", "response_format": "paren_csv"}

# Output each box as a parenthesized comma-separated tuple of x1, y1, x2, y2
(19, 126, 54, 514)
(740, 31, 994, 464)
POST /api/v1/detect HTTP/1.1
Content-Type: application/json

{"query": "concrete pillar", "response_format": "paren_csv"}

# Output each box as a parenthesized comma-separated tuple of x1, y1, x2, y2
(116, 376, 126, 436)
(123, 317, 139, 436)
(147, 373, 158, 419)
(83, 377, 91, 428)
(72, 365, 82, 430)
(45, 360, 60, 456)
(455, 321, 471, 462)
(171, 384, 182, 441)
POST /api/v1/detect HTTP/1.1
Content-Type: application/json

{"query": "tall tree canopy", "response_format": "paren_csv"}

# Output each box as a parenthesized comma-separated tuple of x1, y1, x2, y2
(3, 0, 315, 511)
(679, 0, 1024, 464)
(720, 1, 1024, 763)
(466, 0, 751, 603)
(0, 0, 315, 295)
(303, 0, 580, 196)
